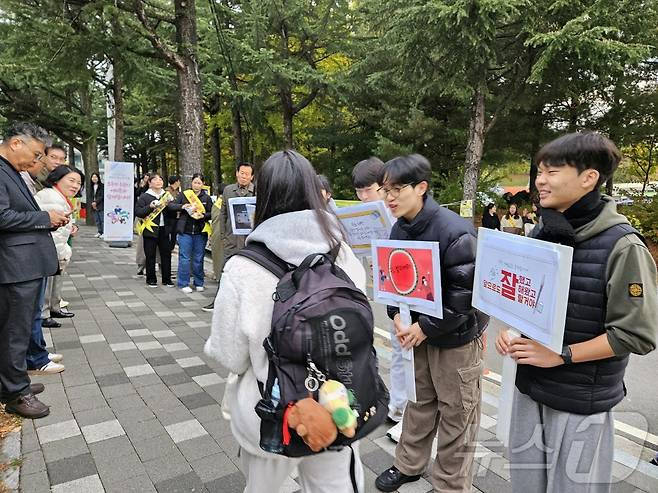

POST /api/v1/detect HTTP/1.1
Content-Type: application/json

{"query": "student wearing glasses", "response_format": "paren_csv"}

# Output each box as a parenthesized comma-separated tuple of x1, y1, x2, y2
(374, 154, 484, 492)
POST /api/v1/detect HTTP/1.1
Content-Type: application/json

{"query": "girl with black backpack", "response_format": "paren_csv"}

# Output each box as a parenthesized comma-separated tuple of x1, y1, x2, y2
(204, 150, 370, 492)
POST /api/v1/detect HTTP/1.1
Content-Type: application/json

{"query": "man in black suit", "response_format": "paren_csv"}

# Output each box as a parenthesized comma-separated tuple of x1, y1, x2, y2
(0, 122, 69, 418)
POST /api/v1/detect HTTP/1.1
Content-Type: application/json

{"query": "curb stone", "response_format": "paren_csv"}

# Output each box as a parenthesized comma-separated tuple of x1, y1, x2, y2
(0, 429, 21, 492)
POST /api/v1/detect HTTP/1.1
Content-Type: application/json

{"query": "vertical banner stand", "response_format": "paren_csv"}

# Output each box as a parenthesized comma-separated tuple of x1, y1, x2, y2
(493, 316, 520, 447)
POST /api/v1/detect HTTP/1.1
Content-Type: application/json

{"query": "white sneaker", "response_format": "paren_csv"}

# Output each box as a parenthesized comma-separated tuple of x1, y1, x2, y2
(48, 353, 63, 363)
(195, 286, 205, 292)
(387, 407, 404, 423)
(386, 420, 403, 443)
(180, 286, 193, 294)
(99, 234, 104, 239)
(59, 300, 69, 309)
(94, 233, 101, 238)
(29, 361, 65, 374)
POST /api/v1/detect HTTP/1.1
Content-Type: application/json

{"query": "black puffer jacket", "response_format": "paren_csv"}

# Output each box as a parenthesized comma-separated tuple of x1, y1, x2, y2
(135, 190, 168, 239)
(168, 190, 213, 235)
(387, 196, 483, 348)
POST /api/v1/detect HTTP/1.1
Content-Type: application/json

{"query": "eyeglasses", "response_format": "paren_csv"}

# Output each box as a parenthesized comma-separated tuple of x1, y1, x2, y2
(378, 183, 414, 198)
(19, 139, 44, 162)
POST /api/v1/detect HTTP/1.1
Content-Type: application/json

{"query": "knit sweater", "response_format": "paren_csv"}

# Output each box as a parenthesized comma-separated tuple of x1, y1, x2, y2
(204, 210, 366, 458)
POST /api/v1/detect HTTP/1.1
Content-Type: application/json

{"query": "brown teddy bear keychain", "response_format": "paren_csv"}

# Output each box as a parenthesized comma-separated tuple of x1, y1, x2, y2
(284, 398, 338, 452)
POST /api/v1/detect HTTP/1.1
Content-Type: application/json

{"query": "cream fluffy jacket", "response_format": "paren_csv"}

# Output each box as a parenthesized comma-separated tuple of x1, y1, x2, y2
(204, 210, 366, 457)
(34, 187, 73, 262)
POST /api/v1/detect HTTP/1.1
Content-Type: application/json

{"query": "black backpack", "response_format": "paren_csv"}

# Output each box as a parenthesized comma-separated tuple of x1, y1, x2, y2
(236, 242, 390, 458)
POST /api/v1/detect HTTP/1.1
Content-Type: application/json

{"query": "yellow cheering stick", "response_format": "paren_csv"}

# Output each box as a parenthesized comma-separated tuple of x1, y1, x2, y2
(183, 189, 213, 235)
(137, 192, 172, 235)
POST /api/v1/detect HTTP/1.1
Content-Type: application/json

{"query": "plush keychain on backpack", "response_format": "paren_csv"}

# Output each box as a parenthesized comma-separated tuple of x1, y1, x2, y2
(285, 398, 337, 452)
(319, 380, 358, 438)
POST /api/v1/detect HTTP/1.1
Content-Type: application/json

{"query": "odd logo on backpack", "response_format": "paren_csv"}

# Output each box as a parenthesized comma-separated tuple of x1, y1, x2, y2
(330, 315, 350, 356)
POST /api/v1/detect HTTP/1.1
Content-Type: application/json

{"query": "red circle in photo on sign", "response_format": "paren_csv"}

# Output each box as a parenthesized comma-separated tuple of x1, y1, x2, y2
(388, 249, 418, 295)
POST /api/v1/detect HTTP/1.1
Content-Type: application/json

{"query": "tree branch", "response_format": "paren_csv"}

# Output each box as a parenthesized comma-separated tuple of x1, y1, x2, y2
(292, 86, 323, 115)
(132, 0, 184, 71)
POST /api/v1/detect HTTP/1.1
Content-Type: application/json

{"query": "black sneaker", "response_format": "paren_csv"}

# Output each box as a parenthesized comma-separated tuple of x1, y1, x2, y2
(375, 466, 421, 492)
(147, 282, 158, 288)
(137, 268, 144, 276)
(201, 302, 214, 312)
(650, 457, 658, 467)
(163, 281, 175, 287)
(41, 318, 61, 328)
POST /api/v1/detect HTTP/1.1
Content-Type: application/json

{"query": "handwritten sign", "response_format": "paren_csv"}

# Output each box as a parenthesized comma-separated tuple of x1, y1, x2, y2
(472, 228, 573, 353)
(228, 196, 257, 236)
(103, 161, 134, 242)
(335, 201, 393, 257)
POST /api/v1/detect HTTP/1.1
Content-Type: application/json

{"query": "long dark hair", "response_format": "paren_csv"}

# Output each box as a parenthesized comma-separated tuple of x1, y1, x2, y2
(504, 203, 519, 220)
(254, 150, 344, 249)
(90, 172, 102, 186)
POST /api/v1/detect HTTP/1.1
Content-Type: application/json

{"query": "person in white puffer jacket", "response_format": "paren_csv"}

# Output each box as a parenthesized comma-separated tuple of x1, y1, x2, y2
(35, 167, 81, 269)
(204, 150, 367, 493)
(35, 166, 83, 320)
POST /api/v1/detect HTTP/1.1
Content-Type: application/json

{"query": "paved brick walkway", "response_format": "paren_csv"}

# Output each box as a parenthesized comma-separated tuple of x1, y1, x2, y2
(14, 227, 658, 492)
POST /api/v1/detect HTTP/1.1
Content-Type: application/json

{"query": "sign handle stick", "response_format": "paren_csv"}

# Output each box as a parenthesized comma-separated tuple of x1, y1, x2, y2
(494, 317, 520, 447)
(398, 303, 417, 403)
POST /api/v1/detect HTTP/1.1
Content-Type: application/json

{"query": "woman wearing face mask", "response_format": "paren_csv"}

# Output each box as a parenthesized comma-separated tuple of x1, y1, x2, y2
(135, 173, 174, 288)
(168, 173, 213, 293)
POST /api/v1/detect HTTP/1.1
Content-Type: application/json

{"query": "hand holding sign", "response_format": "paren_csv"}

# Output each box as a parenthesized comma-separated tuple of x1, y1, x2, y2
(395, 316, 427, 349)
(500, 332, 564, 368)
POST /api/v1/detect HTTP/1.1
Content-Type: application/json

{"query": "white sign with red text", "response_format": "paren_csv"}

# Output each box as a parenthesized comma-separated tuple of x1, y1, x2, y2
(472, 228, 573, 353)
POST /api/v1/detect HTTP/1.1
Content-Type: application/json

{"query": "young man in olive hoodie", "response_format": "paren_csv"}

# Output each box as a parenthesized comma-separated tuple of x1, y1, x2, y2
(496, 132, 657, 492)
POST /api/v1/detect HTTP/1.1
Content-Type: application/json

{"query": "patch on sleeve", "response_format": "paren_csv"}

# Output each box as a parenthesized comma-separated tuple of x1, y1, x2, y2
(628, 283, 643, 298)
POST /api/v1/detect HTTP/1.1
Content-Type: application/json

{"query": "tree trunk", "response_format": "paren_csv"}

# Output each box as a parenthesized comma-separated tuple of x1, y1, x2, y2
(68, 143, 76, 167)
(112, 62, 125, 162)
(281, 89, 294, 149)
(161, 150, 168, 180)
(81, 136, 99, 225)
(231, 105, 244, 164)
(78, 84, 98, 225)
(210, 123, 222, 193)
(528, 105, 543, 198)
(174, 0, 204, 189)
(462, 83, 486, 201)
(641, 145, 654, 197)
